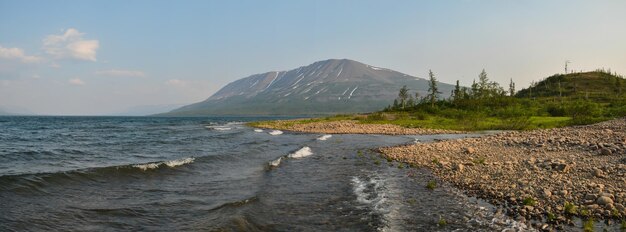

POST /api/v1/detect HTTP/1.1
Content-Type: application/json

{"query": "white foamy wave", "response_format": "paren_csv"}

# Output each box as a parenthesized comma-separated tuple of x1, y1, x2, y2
(317, 135, 332, 141)
(133, 157, 195, 171)
(288, 146, 313, 158)
(205, 126, 232, 131)
(268, 130, 283, 135)
(268, 157, 282, 168)
(351, 176, 388, 211)
(254, 129, 264, 133)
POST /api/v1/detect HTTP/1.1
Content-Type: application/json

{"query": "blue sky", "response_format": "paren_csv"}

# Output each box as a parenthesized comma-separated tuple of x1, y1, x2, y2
(1, 0, 625, 115)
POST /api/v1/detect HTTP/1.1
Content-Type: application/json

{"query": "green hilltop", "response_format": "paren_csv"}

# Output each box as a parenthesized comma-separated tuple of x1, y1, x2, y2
(516, 70, 625, 101)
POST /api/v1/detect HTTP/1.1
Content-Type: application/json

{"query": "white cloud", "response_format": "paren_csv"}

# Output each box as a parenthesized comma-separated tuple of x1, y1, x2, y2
(166, 79, 186, 86)
(0, 45, 42, 63)
(68, 78, 85, 85)
(43, 28, 99, 61)
(95, 69, 145, 77)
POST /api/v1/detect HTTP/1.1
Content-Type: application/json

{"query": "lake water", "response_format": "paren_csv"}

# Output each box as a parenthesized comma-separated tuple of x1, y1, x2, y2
(0, 116, 529, 231)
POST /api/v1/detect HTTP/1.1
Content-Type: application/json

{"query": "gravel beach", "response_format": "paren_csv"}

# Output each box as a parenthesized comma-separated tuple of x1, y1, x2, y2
(253, 119, 460, 135)
(379, 118, 626, 229)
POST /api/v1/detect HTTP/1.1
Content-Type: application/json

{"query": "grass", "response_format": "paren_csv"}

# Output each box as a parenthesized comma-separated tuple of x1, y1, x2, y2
(473, 157, 487, 165)
(582, 218, 594, 232)
(426, 180, 437, 190)
(438, 217, 447, 226)
(546, 212, 556, 222)
(522, 197, 536, 206)
(564, 202, 578, 215)
(579, 208, 590, 217)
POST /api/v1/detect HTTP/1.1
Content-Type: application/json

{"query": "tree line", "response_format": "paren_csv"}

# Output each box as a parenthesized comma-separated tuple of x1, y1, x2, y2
(387, 69, 514, 110)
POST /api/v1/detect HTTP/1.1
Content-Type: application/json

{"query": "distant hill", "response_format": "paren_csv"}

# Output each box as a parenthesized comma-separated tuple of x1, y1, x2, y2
(160, 59, 455, 116)
(516, 71, 625, 101)
(114, 104, 185, 116)
(0, 106, 34, 116)
(0, 108, 11, 115)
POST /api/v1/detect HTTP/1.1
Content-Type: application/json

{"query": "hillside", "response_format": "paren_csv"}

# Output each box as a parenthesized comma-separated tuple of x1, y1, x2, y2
(516, 71, 625, 100)
(161, 59, 455, 116)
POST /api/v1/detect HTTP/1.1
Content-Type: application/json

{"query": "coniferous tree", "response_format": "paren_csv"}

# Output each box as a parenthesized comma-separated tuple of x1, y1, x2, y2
(453, 80, 461, 101)
(478, 69, 489, 98)
(427, 70, 441, 107)
(509, 78, 515, 97)
(398, 85, 409, 109)
(406, 95, 415, 108)
(470, 79, 478, 99)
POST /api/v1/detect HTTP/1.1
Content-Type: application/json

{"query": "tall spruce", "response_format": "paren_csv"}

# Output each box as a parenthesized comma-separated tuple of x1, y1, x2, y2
(478, 69, 489, 98)
(427, 70, 441, 107)
(398, 85, 409, 109)
(453, 80, 461, 101)
(509, 78, 515, 96)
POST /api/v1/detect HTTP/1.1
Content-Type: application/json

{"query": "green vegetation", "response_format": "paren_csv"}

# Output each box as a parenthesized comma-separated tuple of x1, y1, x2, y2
(522, 197, 536, 206)
(621, 220, 626, 230)
(579, 208, 590, 217)
(564, 202, 578, 215)
(426, 180, 437, 190)
(438, 217, 447, 226)
(473, 157, 486, 165)
(546, 212, 556, 222)
(582, 218, 594, 232)
(379, 69, 626, 130)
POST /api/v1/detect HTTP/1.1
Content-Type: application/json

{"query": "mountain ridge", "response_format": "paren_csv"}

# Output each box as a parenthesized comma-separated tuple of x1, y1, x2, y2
(161, 59, 455, 116)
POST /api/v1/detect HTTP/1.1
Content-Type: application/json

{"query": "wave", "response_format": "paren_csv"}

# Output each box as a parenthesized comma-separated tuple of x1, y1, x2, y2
(287, 147, 313, 158)
(0, 157, 196, 191)
(268, 130, 283, 135)
(351, 176, 387, 211)
(133, 157, 195, 171)
(253, 129, 264, 133)
(205, 126, 232, 131)
(317, 135, 332, 141)
(210, 196, 259, 212)
(268, 157, 282, 168)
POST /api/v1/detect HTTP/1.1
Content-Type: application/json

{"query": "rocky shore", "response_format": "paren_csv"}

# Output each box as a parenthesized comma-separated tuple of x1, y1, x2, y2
(253, 119, 460, 135)
(379, 118, 626, 230)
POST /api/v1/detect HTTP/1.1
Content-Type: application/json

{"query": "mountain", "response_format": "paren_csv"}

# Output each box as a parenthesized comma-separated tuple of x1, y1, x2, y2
(161, 59, 455, 116)
(516, 70, 625, 100)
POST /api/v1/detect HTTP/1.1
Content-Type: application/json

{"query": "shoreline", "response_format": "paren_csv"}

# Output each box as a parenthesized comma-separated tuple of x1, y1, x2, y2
(252, 119, 462, 135)
(253, 117, 626, 230)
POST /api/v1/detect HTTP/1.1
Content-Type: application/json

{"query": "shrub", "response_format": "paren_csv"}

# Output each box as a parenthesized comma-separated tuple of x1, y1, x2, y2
(522, 197, 536, 206)
(426, 180, 437, 190)
(564, 202, 578, 215)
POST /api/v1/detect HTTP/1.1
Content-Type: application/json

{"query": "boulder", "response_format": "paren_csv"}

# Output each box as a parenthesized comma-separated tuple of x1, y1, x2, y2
(597, 196, 614, 206)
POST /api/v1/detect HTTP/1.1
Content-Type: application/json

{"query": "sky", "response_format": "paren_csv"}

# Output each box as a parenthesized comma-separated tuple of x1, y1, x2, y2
(1, 0, 625, 115)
